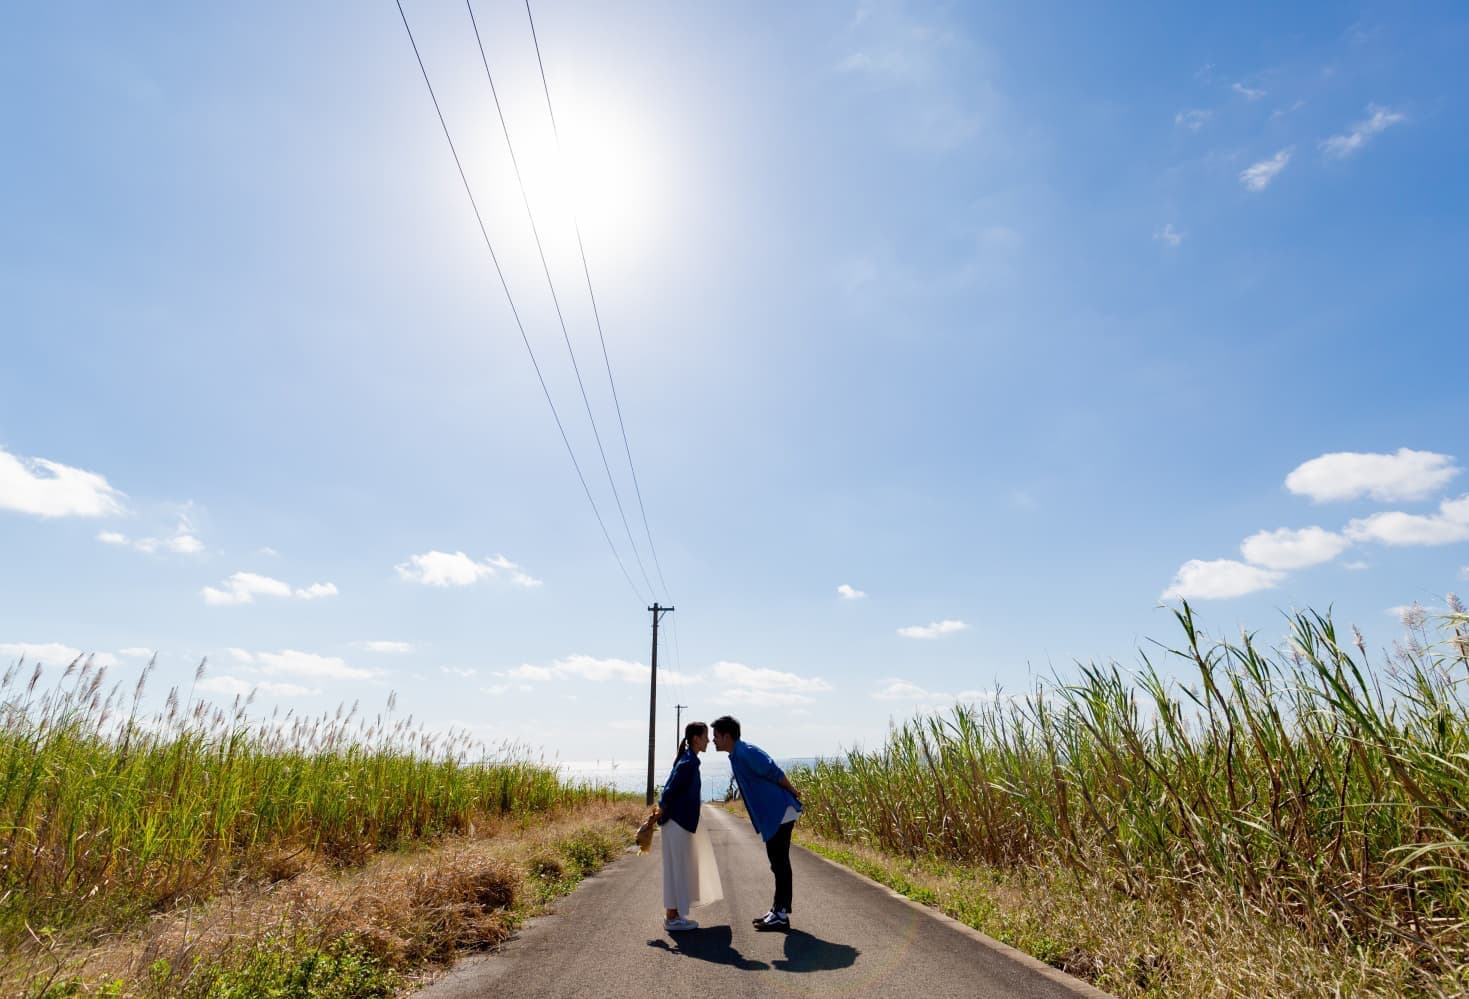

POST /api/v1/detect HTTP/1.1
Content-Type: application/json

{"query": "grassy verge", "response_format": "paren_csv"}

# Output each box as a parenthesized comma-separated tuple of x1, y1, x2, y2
(788, 602, 1469, 997)
(11, 799, 643, 998)
(795, 826, 1439, 998)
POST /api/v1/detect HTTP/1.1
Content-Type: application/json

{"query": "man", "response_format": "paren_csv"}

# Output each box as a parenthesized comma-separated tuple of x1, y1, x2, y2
(711, 714, 802, 931)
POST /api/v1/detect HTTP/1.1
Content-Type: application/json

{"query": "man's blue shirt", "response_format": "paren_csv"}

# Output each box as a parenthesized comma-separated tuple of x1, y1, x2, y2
(729, 740, 801, 841)
(657, 749, 702, 832)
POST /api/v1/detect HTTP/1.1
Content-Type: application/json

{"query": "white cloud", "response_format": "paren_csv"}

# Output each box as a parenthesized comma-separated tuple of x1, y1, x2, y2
(354, 640, 414, 654)
(897, 619, 969, 639)
(395, 550, 542, 588)
(202, 572, 335, 606)
(256, 649, 376, 681)
(0, 447, 127, 518)
(711, 660, 832, 707)
(1154, 223, 1184, 247)
(837, 583, 866, 600)
(872, 679, 995, 704)
(0, 642, 114, 668)
(1343, 561, 1371, 571)
(166, 534, 205, 554)
(1161, 559, 1283, 600)
(1322, 104, 1405, 158)
(836, 3, 993, 152)
(1239, 148, 1293, 191)
(118, 647, 153, 658)
(494, 654, 696, 686)
(1174, 109, 1211, 130)
(1285, 448, 1458, 503)
(1345, 494, 1469, 547)
(440, 666, 478, 679)
(202, 572, 291, 606)
(1240, 526, 1351, 570)
(226, 648, 254, 663)
(197, 676, 319, 698)
(99, 518, 206, 556)
(1232, 82, 1267, 100)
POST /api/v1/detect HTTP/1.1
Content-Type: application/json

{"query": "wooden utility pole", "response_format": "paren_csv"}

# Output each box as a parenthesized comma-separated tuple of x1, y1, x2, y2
(674, 703, 688, 749)
(646, 603, 674, 806)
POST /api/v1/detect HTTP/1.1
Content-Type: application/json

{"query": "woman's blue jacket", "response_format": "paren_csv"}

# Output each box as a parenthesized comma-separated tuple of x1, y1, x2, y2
(657, 749, 701, 832)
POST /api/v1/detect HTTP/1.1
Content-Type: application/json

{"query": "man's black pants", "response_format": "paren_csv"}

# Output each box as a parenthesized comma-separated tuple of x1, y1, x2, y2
(766, 820, 795, 913)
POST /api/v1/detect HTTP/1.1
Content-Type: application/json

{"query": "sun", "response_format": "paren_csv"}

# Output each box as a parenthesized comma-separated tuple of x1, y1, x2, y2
(517, 94, 667, 261)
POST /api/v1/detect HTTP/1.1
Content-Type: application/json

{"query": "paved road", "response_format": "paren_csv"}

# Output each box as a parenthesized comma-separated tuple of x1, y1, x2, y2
(417, 804, 1111, 998)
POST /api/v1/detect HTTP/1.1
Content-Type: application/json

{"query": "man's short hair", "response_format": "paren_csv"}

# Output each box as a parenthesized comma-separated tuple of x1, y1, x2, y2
(711, 715, 741, 741)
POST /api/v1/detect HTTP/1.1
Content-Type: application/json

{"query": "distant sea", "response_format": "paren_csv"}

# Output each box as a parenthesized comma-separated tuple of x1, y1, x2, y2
(558, 756, 828, 801)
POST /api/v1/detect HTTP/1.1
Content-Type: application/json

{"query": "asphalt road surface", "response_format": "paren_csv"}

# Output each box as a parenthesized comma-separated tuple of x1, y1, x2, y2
(416, 803, 1112, 999)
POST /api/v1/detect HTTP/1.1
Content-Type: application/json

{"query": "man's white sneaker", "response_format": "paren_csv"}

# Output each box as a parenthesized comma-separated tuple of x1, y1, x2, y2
(664, 916, 698, 932)
(753, 909, 790, 931)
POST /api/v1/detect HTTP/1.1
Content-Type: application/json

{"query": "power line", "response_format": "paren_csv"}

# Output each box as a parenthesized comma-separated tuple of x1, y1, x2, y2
(523, 0, 672, 600)
(393, 0, 646, 605)
(464, 0, 657, 600)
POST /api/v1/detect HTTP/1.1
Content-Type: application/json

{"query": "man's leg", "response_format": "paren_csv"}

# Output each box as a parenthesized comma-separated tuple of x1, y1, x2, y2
(766, 820, 795, 914)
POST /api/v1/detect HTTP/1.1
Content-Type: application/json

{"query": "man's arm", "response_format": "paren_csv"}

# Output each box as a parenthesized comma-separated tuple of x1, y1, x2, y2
(777, 775, 800, 803)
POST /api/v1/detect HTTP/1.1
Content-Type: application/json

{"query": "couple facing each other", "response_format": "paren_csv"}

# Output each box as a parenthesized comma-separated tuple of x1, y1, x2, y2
(651, 715, 802, 934)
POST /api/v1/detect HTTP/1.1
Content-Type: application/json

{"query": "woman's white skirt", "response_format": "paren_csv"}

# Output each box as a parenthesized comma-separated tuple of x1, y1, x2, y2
(661, 818, 723, 914)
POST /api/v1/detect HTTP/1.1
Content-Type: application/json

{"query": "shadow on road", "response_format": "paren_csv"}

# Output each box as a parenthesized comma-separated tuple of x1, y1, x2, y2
(648, 926, 770, 970)
(772, 929, 860, 973)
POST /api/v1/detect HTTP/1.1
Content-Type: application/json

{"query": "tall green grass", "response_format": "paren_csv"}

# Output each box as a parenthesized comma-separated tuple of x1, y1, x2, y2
(0, 657, 613, 944)
(798, 601, 1469, 970)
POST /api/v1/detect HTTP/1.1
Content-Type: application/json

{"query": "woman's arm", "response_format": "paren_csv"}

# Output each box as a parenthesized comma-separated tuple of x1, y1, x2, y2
(657, 757, 692, 819)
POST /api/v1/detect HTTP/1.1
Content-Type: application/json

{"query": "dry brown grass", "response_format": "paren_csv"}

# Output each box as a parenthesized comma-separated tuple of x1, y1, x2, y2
(796, 827, 1463, 998)
(7, 800, 644, 997)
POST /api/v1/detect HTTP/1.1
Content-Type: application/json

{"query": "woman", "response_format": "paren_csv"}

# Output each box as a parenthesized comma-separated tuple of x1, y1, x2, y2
(653, 721, 723, 931)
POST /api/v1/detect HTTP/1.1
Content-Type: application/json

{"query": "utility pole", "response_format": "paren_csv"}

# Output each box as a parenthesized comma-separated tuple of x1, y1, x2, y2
(646, 603, 674, 806)
(674, 703, 688, 749)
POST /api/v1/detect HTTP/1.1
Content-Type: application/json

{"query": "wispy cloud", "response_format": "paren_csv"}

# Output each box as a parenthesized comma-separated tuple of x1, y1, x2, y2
(395, 550, 542, 588)
(713, 660, 832, 706)
(1232, 81, 1267, 101)
(202, 572, 338, 606)
(837, 583, 866, 600)
(98, 510, 205, 555)
(496, 654, 696, 686)
(254, 649, 376, 681)
(897, 619, 969, 639)
(440, 666, 478, 679)
(1345, 494, 1469, 547)
(1322, 104, 1405, 158)
(1154, 223, 1184, 247)
(0, 642, 117, 669)
(1286, 448, 1459, 503)
(354, 640, 414, 654)
(1174, 109, 1211, 131)
(0, 446, 126, 518)
(1240, 526, 1350, 570)
(837, 1, 995, 152)
(197, 676, 319, 698)
(1239, 148, 1293, 191)
(1161, 559, 1283, 601)
(871, 678, 994, 704)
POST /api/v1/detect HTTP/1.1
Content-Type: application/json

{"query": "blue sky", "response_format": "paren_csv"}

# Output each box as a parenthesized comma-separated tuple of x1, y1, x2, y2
(3, 1, 1467, 765)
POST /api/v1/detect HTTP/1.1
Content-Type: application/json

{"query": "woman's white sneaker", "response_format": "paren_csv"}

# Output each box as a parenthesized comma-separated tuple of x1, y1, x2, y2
(664, 916, 698, 932)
